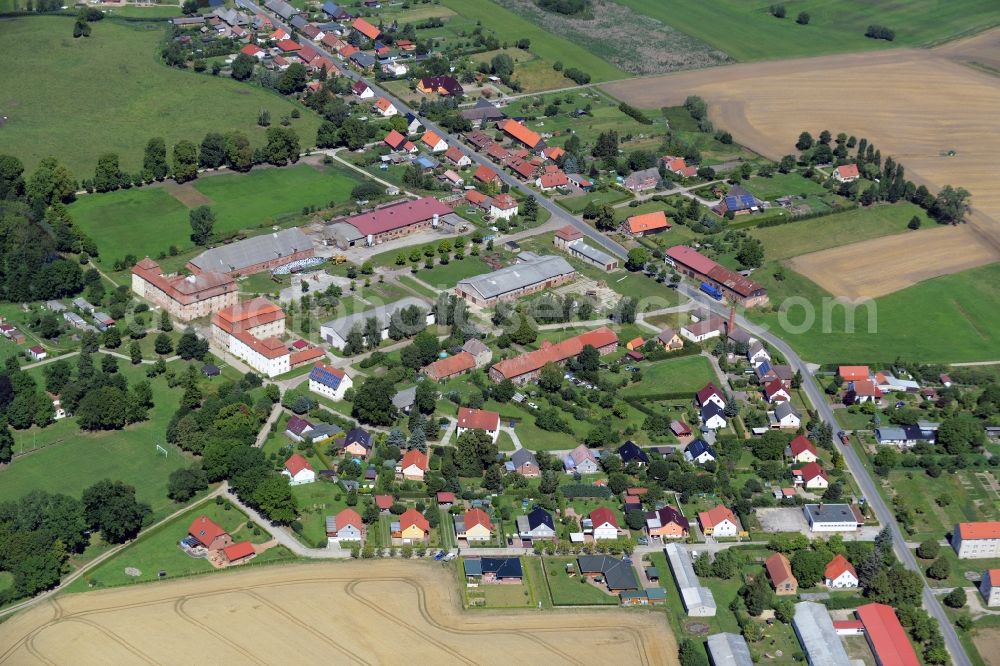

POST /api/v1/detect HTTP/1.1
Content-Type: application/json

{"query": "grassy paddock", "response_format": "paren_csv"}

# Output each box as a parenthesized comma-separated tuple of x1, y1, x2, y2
(617, 0, 1000, 61)
(0, 16, 321, 177)
(620, 354, 716, 396)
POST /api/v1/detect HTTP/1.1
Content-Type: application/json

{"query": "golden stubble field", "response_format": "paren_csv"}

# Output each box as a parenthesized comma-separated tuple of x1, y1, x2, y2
(0, 561, 677, 666)
(604, 37, 1000, 299)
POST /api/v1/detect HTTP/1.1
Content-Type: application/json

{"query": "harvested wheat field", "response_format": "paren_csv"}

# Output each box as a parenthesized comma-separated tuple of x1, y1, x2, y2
(0, 561, 677, 666)
(604, 42, 1000, 299)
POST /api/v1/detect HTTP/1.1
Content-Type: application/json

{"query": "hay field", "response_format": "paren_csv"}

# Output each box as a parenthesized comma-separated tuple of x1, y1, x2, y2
(602, 44, 1000, 299)
(0, 562, 677, 666)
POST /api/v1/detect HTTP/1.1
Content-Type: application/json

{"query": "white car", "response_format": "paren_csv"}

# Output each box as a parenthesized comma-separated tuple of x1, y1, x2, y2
(527, 402, 538, 409)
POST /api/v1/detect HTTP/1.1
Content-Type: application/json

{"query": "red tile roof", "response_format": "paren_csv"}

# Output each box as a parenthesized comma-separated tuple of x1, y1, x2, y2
(240, 44, 263, 56)
(590, 507, 618, 529)
(421, 130, 445, 149)
(499, 119, 542, 149)
(989, 569, 1000, 585)
(486, 143, 511, 161)
(508, 159, 537, 179)
(212, 297, 284, 334)
(491, 327, 618, 380)
(765, 552, 796, 587)
(958, 521, 1000, 540)
(555, 225, 583, 241)
(466, 190, 489, 206)
(335, 507, 363, 530)
(838, 365, 870, 381)
(444, 146, 466, 164)
(695, 383, 723, 405)
(538, 171, 568, 188)
(667, 245, 718, 275)
(400, 507, 429, 532)
(764, 379, 788, 399)
(375, 97, 394, 112)
(626, 210, 670, 234)
(789, 435, 818, 458)
(824, 554, 857, 581)
(852, 378, 882, 397)
(492, 193, 517, 210)
(352, 17, 380, 40)
(542, 146, 565, 161)
(473, 165, 499, 182)
(188, 515, 227, 548)
(795, 461, 828, 483)
(437, 491, 456, 503)
(285, 453, 313, 476)
(400, 448, 428, 472)
(132, 258, 236, 306)
(339, 44, 359, 58)
(344, 197, 452, 236)
(464, 508, 494, 531)
(290, 347, 325, 366)
(457, 406, 499, 431)
(836, 164, 860, 179)
(425, 351, 475, 381)
(384, 129, 406, 150)
(698, 504, 736, 529)
(375, 494, 394, 510)
(856, 603, 920, 666)
(276, 38, 301, 52)
(223, 541, 255, 561)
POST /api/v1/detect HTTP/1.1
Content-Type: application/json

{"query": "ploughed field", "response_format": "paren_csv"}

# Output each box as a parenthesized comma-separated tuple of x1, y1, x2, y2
(0, 561, 678, 666)
(603, 43, 1000, 300)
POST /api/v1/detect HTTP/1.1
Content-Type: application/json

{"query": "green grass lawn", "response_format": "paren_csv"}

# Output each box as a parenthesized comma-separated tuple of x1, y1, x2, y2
(748, 261, 1000, 363)
(539, 556, 620, 605)
(464, 579, 535, 608)
(439, 0, 626, 83)
(1, 362, 199, 521)
(0, 16, 322, 178)
(881, 466, 1000, 541)
(397, 275, 440, 299)
(560, 189, 633, 213)
(621, 354, 716, 396)
(617, 0, 1000, 61)
(291, 482, 349, 548)
(742, 172, 828, 201)
(69, 164, 360, 270)
(413, 257, 492, 289)
(750, 202, 931, 261)
(64, 499, 294, 592)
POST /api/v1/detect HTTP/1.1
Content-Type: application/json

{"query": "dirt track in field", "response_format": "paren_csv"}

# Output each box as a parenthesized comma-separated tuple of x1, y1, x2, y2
(602, 37, 1000, 299)
(0, 561, 677, 666)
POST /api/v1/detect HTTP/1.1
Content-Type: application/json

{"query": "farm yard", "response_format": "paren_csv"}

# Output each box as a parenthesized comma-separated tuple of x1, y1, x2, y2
(0, 16, 320, 178)
(67, 163, 361, 277)
(616, 0, 1000, 61)
(0, 562, 677, 664)
(602, 46, 1000, 302)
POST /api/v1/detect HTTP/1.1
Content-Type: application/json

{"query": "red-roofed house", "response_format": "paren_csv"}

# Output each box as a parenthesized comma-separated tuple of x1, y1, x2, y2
(542, 146, 565, 161)
(490, 193, 518, 220)
(436, 491, 456, 507)
(397, 449, 429, 481)
(223, 541, 256, 564)
(338, 44, 359, 59)
(240, 43, 265, 59)
(792, 461, 829, 489)
(535, 170, 568, 190)
(833, 164, 860, 183)
(979, 569, 1000, 606)
(327, 507, 365, 543)
(954, 521, 1000, 559)
(276, 38, 301, 53)
(789, 435, 819, 464)
(131, 257, 238, 321)
(508, 158, 537, 180)
(456, 508, 494, 541)
(383, 129, 407, 151)
(27, 346, 47, 361)
(351, 80, 374, 99)
(374, 97, 397, 117)
(283, 453, 316, 485)
(473, 164, 499, 184)
(188, 515, 231, 550)
(824, 554, 858, 588)
(456, 407, 500, 442)
(697, 505, 739, 537)
(838, 365, 870, 381)
(856, 603, 920, 666)
(396, 508, 430, 543)
(424, 351, 475, 382)
(666, 245, 768, 308)
(489, 327, 618, 384)
(623, 211, 670, 236)
(661, 155, 697, 178)
(352, 17, 380, 40)
(765, 552, 798, 595)
(443, 146, 471, 167)
(849, 379, 882, 404)
(499, 119, 542, 149)
(486, 142, 512, 163)
(589, 507, 619, 540)
(695, 383, 726, 409)
(420, 130, 448, 153)
(374, 494, 394, 512)
(763, 379, 791, 403)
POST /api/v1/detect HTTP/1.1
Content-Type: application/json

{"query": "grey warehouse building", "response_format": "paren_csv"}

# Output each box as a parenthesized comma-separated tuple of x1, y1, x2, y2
(455, 254, 575, 306)
(320, 297, 433, 350)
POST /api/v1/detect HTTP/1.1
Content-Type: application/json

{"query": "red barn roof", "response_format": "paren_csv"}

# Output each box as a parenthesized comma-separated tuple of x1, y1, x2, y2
(188, 515, 227, 548)
(457, 406, 499, 431)
(491, 327, 618, 380)
(590, 507, 618, 528)
(223, 541, 255, 561)
(344, 198, 452, 237)
(856, 603, 920, 666)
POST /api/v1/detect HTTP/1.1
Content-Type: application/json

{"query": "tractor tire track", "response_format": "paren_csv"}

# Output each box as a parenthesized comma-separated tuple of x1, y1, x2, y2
(61, 617, 160, 666)
(172, 597, 268, 666)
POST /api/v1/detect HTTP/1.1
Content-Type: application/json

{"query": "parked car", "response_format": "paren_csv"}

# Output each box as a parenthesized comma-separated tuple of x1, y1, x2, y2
(433, 550, 446, 560)
(838, 430, 850, 446)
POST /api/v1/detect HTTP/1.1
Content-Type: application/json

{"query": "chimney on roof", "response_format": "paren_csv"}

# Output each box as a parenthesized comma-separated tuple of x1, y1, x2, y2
(818, 503, 824, 514)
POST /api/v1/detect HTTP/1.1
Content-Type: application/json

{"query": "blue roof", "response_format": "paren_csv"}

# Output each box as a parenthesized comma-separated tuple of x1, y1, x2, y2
(345, 427, 371, 448)
(322, 1, 344, 15)
(415, 156, 436, 168)
(618, 441, 649, 463)
(687, 439, 716, 459)
(480, 557, 522, 578)
(309, 365, 344, 390)
(527, 506, 554, 531)
(724, 185, 757, 211)
(701, 402, 725, 418)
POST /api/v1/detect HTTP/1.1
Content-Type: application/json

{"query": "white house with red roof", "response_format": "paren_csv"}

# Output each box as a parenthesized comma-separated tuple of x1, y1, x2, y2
(283, 453, 316, 485)
(240, 43, 266, 60)
(980, 569, 1000, 606)
(490, 193, 519, 220)
(397, 448, 429, 481)
(444, 146, 471, 167)
(588, 507, 619, 540)
(420, 130, 448, 153)
(27, 346, 47, 361)
(697, 505, 739, 538)
(833, 164, 860, 183)
(788, 435, 819, 464)
(456, 406, 500, 443)
(849, 378, 882, 404)
(824, 554, 858, 588)
(792, 461, 829, 490)
(187, 515, 232, 551)
(351, 80, 374, 99)
(763, 379, 790, 403)
(953, 521, 1000, 559)
(374, 97, 397, 117)
(695, 383, 726, 410)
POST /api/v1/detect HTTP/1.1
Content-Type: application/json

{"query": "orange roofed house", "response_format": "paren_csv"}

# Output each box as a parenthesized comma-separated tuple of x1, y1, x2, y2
(423, 351, 475, 382)
(765, 552, 798, 595)
(394, 507, 430, 543)
(499, 119, 542, 150)
(187, 515, 232, 551)
(622, 210, 671, 237)
(489, 327, 618, 384)
(456, 406, 500, 442)
(954, 521, 1000, 559)
(351, 17, 380, 41)
(397, 448, 429, 481)
(697, 505, 739, 538)
(131, 258, 238, 321)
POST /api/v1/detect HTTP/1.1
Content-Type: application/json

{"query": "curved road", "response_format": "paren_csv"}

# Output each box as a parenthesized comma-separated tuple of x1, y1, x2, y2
(677, 283, 970, 666)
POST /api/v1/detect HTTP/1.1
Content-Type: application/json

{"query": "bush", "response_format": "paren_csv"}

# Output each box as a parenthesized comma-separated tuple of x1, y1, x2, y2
(865, 25, 895, 41)
(796, 11, 809, 25)
(769, 3, 786, 18)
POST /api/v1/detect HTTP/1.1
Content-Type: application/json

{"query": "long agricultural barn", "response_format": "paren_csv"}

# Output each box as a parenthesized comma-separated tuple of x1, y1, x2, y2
(456, 253, 575, 307)
(488, 327, 618, 384)
(187, 228, 314, 277)
(325, 197, 455, 248)
(320, 297, 433, 350)
(666, 245, 768, 307)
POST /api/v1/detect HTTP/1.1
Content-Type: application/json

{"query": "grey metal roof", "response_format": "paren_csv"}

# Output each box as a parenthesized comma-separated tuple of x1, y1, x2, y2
(576, 555, 638, 591)
(392, 386, 416, 410)
(792, 602, 851, 666)
(189, 228, 311, 274)
(706, 633, 753, 666)
(351, 52, 376, 67)
(804, 504, 858, 525)
(664, 543, 716, 614)
(326, 222, 364, 244)
(567, 238, 615, 266)
(774, 401, 800, 420)
(458, 255, 574, 301)
(265, 0, 298, 18)
(510, 448, 537, 469)
(289, 14, 308, 28)
(321, 296, 429, 341)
